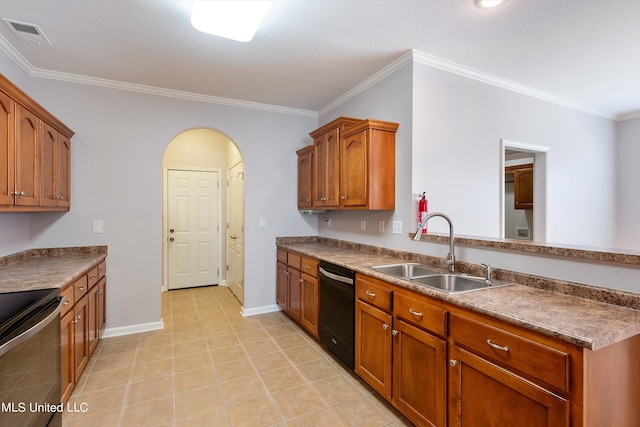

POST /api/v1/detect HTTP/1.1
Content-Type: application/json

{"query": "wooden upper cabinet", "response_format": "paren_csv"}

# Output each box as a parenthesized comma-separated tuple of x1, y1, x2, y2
(340, 119, 398, 210)
(310, 117, 361, 208)
(296, 145, 313, 209)
(506, 163, 533, 210)
(15, 104, 40, 207)
(0, 90, 14, 206)
(0, 73, 74, 212)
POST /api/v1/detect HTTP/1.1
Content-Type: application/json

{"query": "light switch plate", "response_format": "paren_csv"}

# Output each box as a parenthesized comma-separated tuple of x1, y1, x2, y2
(259, 218, 266, 228)
(378, 220, 385, 233)
(392, 221, 402, 235)
(91, 220, 103, 234)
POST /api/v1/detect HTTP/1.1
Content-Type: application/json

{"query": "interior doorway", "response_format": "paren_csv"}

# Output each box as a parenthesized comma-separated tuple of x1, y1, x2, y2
(162, 129, 245, 302)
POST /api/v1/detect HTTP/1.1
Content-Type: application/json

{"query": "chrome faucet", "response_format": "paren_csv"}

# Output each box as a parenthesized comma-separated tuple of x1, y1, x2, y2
(480, 263, 492, 284)
(414, 212, 456, 272)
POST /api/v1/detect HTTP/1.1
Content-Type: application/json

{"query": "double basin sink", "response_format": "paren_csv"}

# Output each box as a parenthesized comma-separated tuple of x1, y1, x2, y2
(370, 263, 508, 294)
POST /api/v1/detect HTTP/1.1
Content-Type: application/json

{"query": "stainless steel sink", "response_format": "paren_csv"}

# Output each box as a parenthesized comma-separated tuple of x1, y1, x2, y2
(410, 274, 506, 294)
(370, 263, 437, 278)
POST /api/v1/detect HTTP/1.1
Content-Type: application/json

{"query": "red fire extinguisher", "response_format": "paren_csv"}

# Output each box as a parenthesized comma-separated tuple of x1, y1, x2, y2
(418, 192, 428, 234)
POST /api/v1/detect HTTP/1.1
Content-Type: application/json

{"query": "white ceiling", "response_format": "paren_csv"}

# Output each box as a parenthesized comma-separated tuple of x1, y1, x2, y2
(0, 0, 639, 119)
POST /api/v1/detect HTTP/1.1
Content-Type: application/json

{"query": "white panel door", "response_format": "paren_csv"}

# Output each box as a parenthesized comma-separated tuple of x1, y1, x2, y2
(168, 169, 220, 290)
(226, 162, 245, 304)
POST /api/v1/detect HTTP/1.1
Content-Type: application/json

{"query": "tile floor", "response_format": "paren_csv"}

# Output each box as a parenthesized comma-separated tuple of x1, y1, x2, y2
(62, 286, 411, 427)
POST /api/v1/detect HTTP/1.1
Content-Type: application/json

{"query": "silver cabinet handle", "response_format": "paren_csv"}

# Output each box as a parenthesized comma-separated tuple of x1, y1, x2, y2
(63, 299, 73, 305)
(78, 287, 85, 291)
(10, 191, 26, 196)
(382, 323, 388, 330)
(341, 196, 346, 200)
(391, 329, 398, 336)
(487, 339, 509, 352)
(450, 359, 458, 367)
(409, 308, 423, 317)
(365, 290, 376, 297)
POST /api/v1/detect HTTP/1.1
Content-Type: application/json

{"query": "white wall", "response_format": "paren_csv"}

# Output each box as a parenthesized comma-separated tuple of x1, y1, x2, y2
(0, 50, 318, 332)
(616, 116, 640, 250)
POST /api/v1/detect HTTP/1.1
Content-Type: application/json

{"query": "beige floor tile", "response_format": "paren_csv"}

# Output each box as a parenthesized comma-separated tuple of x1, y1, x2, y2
(311, 375, 363, 405)
(215, 358, 257, 382)
(130, 357, 173, 382)
(282, 345, 323, 365)
(137, 330, 173, 349)
(68, 384, 127, 417)
(172, 328, 205, 344)
(255, 313, 289, 328)
(99, 338, 140, 356)
(285, 408, 341, 427)
(260, 366, 306, 393)
(242, 338, 280, 357)
(271, 384, 325, 420)
(91, 350, 136, 373)
(250, 351, 293, 374)
(176, 407, 230, 427)
(227, 399, 283, 426)
(235, 328, 270, 344)
(175, 385, 224, 419)
(295, 358, 341, 382)
(271, 332, 309, 350)
(329, 395, 391, 427)
(126, 374, 174, 405)
(174, 338, 208, 357)
(174, 366, 217, 393)
(230, 318, 263, 332)
(63, 410, 123, 427)
(264, 323, 298, 337)
(174, 351, 213, 373)
(207, 333, 240, 349)
(210, 344, 247, 364)
(81, 366, 132, 394)
(121, 396, 175, 427)
(219, 375, 268, 406)
(135, 345, 173, 364)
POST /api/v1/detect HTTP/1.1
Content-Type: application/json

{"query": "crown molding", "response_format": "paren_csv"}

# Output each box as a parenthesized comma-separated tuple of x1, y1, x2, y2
(0, 34, 317, 118)
(615, 111, 640, 122)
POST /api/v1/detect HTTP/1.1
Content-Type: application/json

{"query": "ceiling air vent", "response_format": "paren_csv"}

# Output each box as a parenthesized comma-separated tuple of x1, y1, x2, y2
(2, 18, 51, 45)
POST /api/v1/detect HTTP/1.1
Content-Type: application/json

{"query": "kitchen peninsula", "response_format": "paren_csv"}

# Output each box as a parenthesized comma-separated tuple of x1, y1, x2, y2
(277, 236, 640, 427)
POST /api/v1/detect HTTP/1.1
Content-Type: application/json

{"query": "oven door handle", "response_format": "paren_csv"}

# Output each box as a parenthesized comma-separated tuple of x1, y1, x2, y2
(319, 267, 354, 285)
(0, 297, 63, 358)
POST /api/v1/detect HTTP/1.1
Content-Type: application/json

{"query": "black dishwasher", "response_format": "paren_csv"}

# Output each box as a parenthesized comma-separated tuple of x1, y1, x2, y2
(318, 261, 355, 369)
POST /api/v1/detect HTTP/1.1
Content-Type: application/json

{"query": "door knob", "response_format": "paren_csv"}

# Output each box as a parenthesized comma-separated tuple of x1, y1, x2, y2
(169, 237, 174, 242)
(169, 229, 174, 233)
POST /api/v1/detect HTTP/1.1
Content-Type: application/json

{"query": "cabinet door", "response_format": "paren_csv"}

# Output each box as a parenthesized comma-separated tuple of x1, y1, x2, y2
(355, 300, 392, 399)
(297, 147, 313, 208)
(287, 267, 302, 322)
(97, 277, 107, 338)
(449, 344, 569, 427)
(0, 91, 14, 206)
(87, 284, 99, 356)
(276, 262, 287, 309)
(56, 134, 71, 208)
(14, 104, 39, 206)
(60, 309, 75, 403)
(300, 273, 318, 337)
(340, 129, 368, 208)
(313, 129, 340, 207)
(514, 167, 533, 209)
(393, 318, 446, 427)
(40, 122, 58, 207)
(73, 295, 89, 381)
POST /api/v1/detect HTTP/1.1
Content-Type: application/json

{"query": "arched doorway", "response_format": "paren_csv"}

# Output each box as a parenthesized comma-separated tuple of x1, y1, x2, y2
(162, 128, 245, 304)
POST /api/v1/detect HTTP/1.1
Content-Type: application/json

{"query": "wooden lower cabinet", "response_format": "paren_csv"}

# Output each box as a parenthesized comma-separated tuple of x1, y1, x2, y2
(448, 344, 569, 427)
(60, 259, 107, 403)
(276, 249, 319, 337)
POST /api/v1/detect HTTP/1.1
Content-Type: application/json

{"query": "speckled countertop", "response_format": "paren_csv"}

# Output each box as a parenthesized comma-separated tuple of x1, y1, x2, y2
(0, 246, 107, 293)
(277, 237, 640, 351)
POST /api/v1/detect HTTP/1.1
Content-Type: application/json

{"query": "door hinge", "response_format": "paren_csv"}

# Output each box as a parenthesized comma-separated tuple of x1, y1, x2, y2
(226, 265, 229, 271)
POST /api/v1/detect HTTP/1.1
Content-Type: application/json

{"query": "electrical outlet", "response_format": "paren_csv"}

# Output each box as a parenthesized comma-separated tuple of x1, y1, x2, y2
(91, 220, 103, 234)
(392, 220, 402, 235)
(259, 218, 266, 228)
(360, 219, 366, 231)
(378, 220, 385, 233)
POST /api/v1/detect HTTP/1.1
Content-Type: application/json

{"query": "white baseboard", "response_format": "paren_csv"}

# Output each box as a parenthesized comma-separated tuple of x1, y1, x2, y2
(102, 320, 165, 338)
(241, 304, 282, 317)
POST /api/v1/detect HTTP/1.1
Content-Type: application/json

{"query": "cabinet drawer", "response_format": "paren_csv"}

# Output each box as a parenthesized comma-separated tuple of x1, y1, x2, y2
(277, 249, 288, 264)
(287, 252, 301, 269)
(393, 292, 447, 337)
(301, 257, 318, 277)
(60, 285, 75, 316)
(450, 314, 570, 392)
(97, 261, 106, 279)
(73, 275, 88, 300)
(356, 276, 393, 312)
(87, 266, 99, 288)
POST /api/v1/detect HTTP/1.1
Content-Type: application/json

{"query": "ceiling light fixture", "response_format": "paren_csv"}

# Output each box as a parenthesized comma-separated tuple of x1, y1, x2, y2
(191, 1, 271, 42)
(475, 0, 508, 9)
